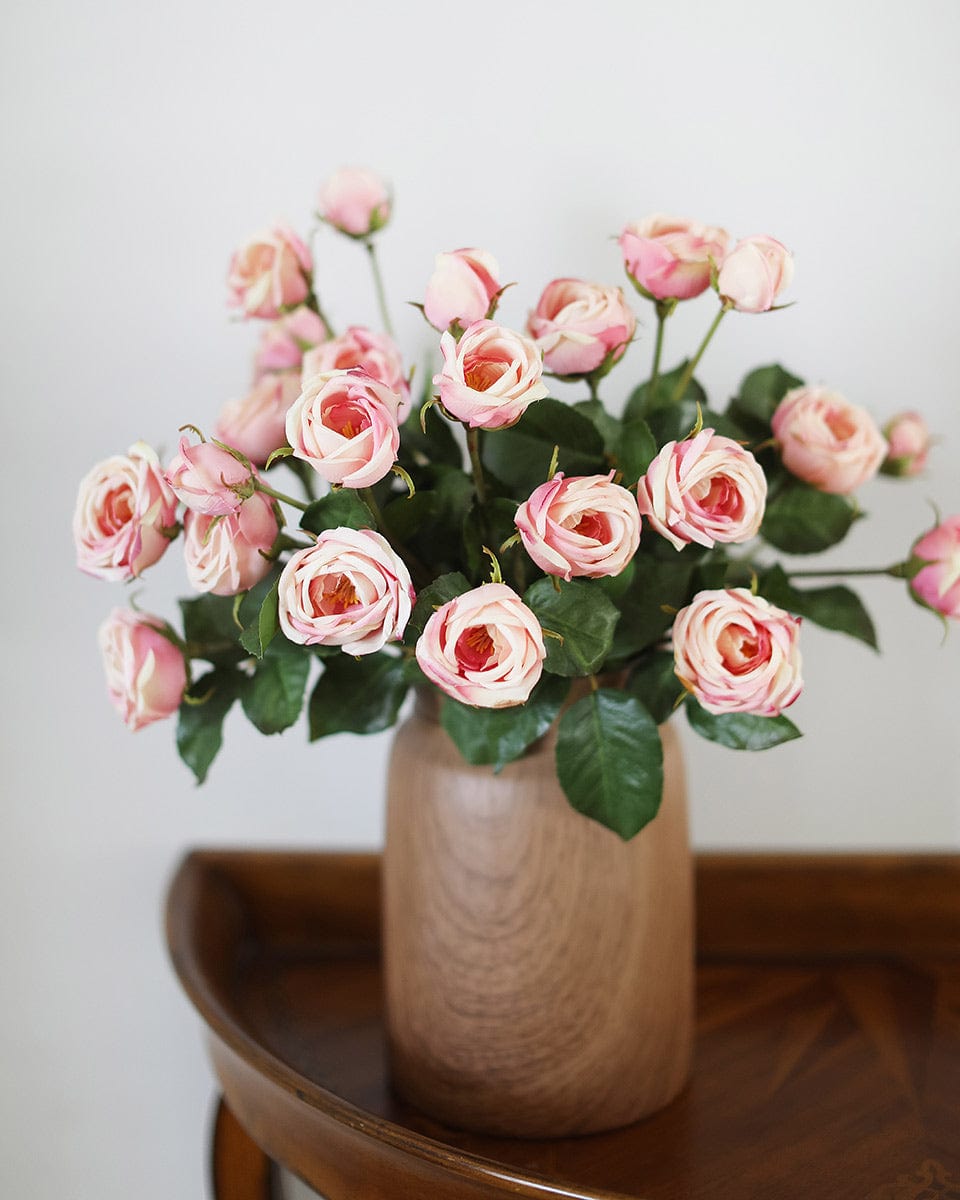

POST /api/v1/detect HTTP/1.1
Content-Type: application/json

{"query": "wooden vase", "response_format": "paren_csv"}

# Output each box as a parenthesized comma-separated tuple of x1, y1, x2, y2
(382, 692, 694, 1138)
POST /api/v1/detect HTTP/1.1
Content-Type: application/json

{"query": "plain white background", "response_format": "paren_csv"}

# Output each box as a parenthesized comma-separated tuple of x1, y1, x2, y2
(3, 0, 959, 1195)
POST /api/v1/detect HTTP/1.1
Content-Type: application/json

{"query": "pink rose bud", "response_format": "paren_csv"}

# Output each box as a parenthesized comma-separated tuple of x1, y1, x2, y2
(285, 369, 401, 489)
(317, 166, 391, 237)
(423, 248, 502, 332)
(673, 588, 803, 717)
(637, 430, 767, 551)
(97, 608, 187, 731)
(716, 234, 794, 313)
(910, 516, 960, 619)
(254, 307, 328, 376)
(619, 215, 728, 302)
(527, 279, 636, 378)
(74, 442, 178, 582)
(166, 436, 254, 516)
(771, 386, 887, 495)
(214, 373, 302, 468)
(882, 411, 931, 477)
(227, 224, 313, 320)
(302, 326, 411, 421)
(182, 491, 278, 596)
(415, 583, 545, 709)
(434, 319, 548, 430)
(515, 472, 641, 581)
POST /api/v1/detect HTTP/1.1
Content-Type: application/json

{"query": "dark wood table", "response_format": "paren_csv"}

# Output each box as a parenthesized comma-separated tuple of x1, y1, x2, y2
(166, 851, 960, 1199)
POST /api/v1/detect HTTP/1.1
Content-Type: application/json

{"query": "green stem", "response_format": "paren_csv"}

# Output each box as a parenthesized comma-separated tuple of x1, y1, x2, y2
(587, 375, 601, 403)
(670, 302, 731, 404)
(254, 481, 309, 512)
(649, 302, 669, 407)
(787, 565, 902, 580)
(365, 241, 394, 337)
(466, 426, 488, 505)
(360, 487, 431, 587)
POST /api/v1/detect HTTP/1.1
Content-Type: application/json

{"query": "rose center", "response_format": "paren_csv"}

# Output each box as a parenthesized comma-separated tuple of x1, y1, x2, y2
(100, 485, 134, 534)
(691, 474, 742, 518)
(825, 410, 858, 442)
(311, 572, 360, 616)
(462, 353, 509, 393)
(571, 510, 607, 542)
(325, 399, 371, 440)
(717, 622, 770, 674)
(455, 625, 496, 672)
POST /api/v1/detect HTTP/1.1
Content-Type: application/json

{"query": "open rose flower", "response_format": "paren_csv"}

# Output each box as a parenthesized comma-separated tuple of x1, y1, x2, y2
(637, 430, 767, 550)
(527, 279, 636, 378)
(74, 442, 178, 582)
(882, 411, 931, 477)
(771, 386, 887, 495)
(423, 248, 502, 332)
(278, 528, 414, 654)
(254, 307, 328, 376)
(98, 608, 187, 731)
(717, 235, 793, 313)
(435, 320, 547, 430)
(215, 372, 302, 467)
(515, 472, 641, 580)
(183, 490, 278, 596)
(317, 166, 391, 237)
(302, 326, 410, 420)
(673, 588, 803, 717)
(227, 224, 313, 319)
(416, 583, 545, 709)
(910, 517, 960, 619)
(285, 369, 401, 488)
(166, 436, 254, 515)
(619, 215, 727, 301)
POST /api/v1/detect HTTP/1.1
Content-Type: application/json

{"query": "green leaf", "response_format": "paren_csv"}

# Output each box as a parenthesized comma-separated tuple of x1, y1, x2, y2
(398, 401, 463, 469)
(481, 398, 606, 495)
(628, 651, 684, 725)
(440, 674, 570, 770)
(646, 400, 746, 448)
(524, 578, 620, 677)
(176, 670, 240, 783)
(178, 595, 245, 666)
(615, 417, 658, 484)
(624, 360, 707, 422)
(685, 700, 802, 750)
(238, 574, 281, 658)
(462, 498, 519, 581)
(241, 638, 310, 734)
(300, 490, 376, 535)
(572, 399, 622, 454)
(761, 483, 859, 554)
(308, 653, 409, 738)
(555, 690, 663, 839)
(758, 564, 878, 650)
(382, 490, 438, 543)
(729, 364, 803, 431)
(404, 571, 471, 644)
(607, 553, 695, 659)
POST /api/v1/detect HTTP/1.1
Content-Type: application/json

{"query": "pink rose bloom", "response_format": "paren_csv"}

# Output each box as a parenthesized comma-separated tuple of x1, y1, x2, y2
(527, 279, 636, 378)
(882, 411, 931, 477)
(227, 224, 313, 320)
(415, 583, 545, 709)
(278, 528, 414, 655)
(434, 319, 547, 430)
(254, 307, 328, 376)
(317, 166, 391, 237)
(717, 235, 794, 313)
(166, 436, 254, 516)
(910, 517, 960, 619)
(619, 215, 728, 302)
(637, 430, 767, 551)
(285, 369, 401, 489)
(97, 608, 187, 731)
(74, 441, 178, 582)
(673, 588, 803, 717)
(183, 491, 278, 596)
(771, 386, 887, 495)
(423, 248, 502, 332)
(302, 326, 410, 421)
(215, 372, 302, 468)
(515, 472, 641, 581)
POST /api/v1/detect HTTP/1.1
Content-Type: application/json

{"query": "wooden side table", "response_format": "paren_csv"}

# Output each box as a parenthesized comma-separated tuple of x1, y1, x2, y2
(166, 851, 960, 1200)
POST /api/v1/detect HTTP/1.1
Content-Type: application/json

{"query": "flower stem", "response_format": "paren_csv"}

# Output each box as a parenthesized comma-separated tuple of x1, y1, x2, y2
(587, 375, 601, 403)
(787, 565, 903, 580)
(670, 301, 731, 404)
(360, 487, 431, 587)
(466, 426, 488, 505)
(365, 240, 394, 337)
(649, 302, 669, 407)
(254, 480, 309, 512)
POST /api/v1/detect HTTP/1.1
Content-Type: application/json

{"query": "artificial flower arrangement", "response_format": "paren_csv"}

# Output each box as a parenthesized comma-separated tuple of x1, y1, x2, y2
(74, 168, 956, 839)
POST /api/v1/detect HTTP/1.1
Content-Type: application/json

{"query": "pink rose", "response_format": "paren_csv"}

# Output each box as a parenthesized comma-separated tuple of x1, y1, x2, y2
(527, 279, 636, 378)
(637, 430, 767, 551)
(254, 307, 328, 376)
(302, 326, 410, 421)
(423, 248, 502, 332)
(278, 528, 414, 655)
(882, 411, 931, 477)
(673, 588, 803, 717)
(166, 436, 254, 515)
(285, 369, 401, 489)
(434, 320, 547, 430)
(716, 235, 794, 313)
(97, 608, 187, 731)
(515, 472, 641, 581)
(771, 387, 887, 495)
(415, 583, 545, 709)
(317, 166, 391, 237)
(227, 224, 313, 320)
(910, 517, 960, 619)
(74, 442, 178, 582)
(183, 490, 278, 596)
(215, 372, 302, 467)
(619, 215, 728, 301)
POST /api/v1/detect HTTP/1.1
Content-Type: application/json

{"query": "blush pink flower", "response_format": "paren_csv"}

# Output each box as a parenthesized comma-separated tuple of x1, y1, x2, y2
(317, 166, 391, 237)
(515, 472, 641, 581)
(227, 224, 313, 319)
(215, 372, 302, 467)
(415, 583, 545, 709)
(302, 326, 410, 421)
(771, 386, 887, 495)
(717, 235, 793, 313)
(182, 491, 278, 597)
(619, 215, 728, 302)
(882, 411, 931, 477)
(910, 517, 960, 619)
(166, 436, 254, 516)
(254, 307, 328, 376)
(285, 369, 401, 489)
(423, 248, 502, 332)
(435, 319, 547, 430)
(74, 442, 178, 582)
(278, 528, 414, 655)
(673, 588, 803, 717)
(97, 608, 187, 731)
(527, 279, 636, 378)
(637, 430, 767, 551)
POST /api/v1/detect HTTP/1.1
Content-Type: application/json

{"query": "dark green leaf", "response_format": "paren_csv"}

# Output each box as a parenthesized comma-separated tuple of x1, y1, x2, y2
(524, 578, 620, 677)
(615, 417, 658, 484)
(178, 595, 245, 666)
(608, 554, 695, 659)
(241, 638, 310, 734)
(596, 558, 636, 603)
(758, 564, 878, 650)
(462, 498, 519, 581)
(481, 398, 606, 495)
(440, 674, 570, 770)
(729, 364, 803, 431)
(308, 653, 409, 738)
(176, 670, 240, 783)
(628, 651, 684, 725)
(300, 490, 376, 535)
(572, 399, 622, 453)
(646, 401, 746, 448)
(404, 571, 471, 644)
(398, 401, 463, 469)
(685, 700, 802, 750)
(761, 483, 859, 554)
(624, 360, 706, 422)
(382, 490, 438, 543)
(238, 575, 281, 658)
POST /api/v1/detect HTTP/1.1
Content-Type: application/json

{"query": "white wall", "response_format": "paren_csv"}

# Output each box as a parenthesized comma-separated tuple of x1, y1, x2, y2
(3, 0, 959, 1195)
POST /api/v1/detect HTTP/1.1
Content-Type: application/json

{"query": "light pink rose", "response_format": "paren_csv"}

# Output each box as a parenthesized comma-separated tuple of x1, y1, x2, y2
(637, 430, 767, 551)
(285, 369, 401, 489)
(317, 166, 391, 237)
(434, 319, 547, 430)
(515, 472, 641, 581)
(673, 588, 803, 717)
(278, 528, 414, 655)
(527, 279, 636, 378)
(882, 411, 931, 477)
(166, 436, 254, 515)
(215, 373, 302, 468)
(227, 224, 313, 319)
(423, 248, 502, 332)
(717, 235, 794, 313)
(302, 326, 410, 421)
(771, 386, 887, 495)
(183, 491, 278, 596)
(97, 608, 187, 731)
(415, 583, 545, 709)
(74, 442, 178, 582)
(619, 215, 728, 302)
(254, 307, 328, 376)
(910, 517, 960, 619)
